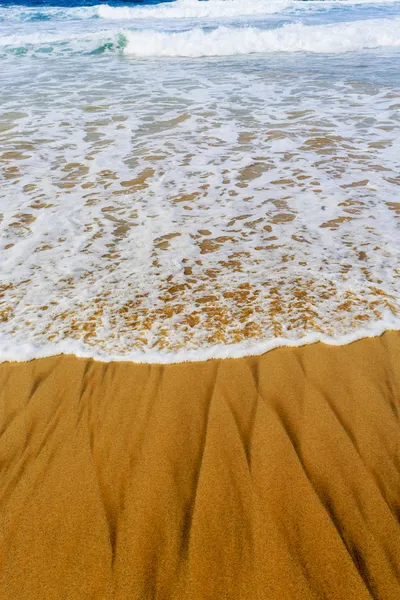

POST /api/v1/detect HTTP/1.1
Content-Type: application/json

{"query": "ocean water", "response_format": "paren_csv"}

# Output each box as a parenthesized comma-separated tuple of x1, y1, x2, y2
(0, 0, 400, 362)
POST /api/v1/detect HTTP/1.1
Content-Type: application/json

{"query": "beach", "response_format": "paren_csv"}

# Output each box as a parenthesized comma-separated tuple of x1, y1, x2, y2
(1, 331, 400, 599)
(1, 0, 400, 596)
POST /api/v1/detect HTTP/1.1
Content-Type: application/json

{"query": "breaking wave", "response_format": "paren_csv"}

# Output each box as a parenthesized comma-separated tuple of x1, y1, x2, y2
(1, 18, 400, 57)
(97, 0, 292, 21)
(2, 0, 400, 25)
(124, 18, 400, 57)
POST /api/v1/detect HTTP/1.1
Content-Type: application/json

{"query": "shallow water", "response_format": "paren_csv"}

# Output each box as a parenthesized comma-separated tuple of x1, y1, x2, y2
(1, 0, 400, 362)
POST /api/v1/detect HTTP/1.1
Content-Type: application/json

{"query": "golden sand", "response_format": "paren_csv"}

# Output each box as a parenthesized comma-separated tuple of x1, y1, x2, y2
(1, 332, 400, 599)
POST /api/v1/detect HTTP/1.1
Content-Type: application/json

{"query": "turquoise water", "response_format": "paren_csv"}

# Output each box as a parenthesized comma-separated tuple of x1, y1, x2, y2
(1, 0, 400, 362)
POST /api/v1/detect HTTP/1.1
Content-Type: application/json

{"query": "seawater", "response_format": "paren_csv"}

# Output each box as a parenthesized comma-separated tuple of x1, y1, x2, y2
(1, 0, 400, 363)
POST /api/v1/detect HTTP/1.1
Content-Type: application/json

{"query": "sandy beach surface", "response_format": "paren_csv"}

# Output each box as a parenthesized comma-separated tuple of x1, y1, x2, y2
(0, 331, 400, 599)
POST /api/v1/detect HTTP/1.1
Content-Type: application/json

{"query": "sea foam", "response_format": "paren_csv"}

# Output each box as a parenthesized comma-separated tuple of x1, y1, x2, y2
(1, 320, 400, 364)
(124, 18, 400, 56)
(97, 0, 400, 22)
(1, 57, 399, 362)
(97, 0, 292, 21)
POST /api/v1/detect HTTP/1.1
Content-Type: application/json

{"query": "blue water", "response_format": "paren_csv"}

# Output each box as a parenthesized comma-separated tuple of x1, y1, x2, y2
(0, 1, 162, 6)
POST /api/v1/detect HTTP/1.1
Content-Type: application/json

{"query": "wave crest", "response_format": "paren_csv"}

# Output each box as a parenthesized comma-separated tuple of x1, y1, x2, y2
(98, 0, 292, 21)
(124, 19, 400, 57)
(1, 18, 400, 57)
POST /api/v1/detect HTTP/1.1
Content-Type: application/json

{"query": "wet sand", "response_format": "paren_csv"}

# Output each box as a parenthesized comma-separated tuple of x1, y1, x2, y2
(1, 331, 400, 599)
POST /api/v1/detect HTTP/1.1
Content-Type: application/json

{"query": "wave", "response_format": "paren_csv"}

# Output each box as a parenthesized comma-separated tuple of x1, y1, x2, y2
(0, 5, 99, 23)
(124, 18, 400, 56)
(0, 29, 126, 55)
(97, 0, 292, 21)
(1, 17, 400, 57)
(97, 0, 400, 22)
(97, 0, 400, 23)
(1, 0, 400, 25)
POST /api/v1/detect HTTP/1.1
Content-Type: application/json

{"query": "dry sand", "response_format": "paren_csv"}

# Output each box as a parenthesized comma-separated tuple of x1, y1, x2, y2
(1, 331, 400, 599)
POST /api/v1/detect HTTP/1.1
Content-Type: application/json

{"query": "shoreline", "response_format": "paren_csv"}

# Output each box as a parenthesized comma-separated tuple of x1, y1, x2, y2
(1, 321, 400, 364)
(1, 330, 400, 598)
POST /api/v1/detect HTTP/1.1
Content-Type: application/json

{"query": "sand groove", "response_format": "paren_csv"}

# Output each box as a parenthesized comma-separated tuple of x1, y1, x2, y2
(1, 333, 400, 599)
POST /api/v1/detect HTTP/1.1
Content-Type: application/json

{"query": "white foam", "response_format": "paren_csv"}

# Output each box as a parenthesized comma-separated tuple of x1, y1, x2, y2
(1, 319, 400, 364)
(0, 5, 99, 22)
(0, 29, 112, 48)
(3, 17, 398, 58)
(124, 18, 400, 56)
(1, 58, 400, 363)
(97, 0, 292, 21)
(1, 0, 400, 27)
(97, 0, 400, 22)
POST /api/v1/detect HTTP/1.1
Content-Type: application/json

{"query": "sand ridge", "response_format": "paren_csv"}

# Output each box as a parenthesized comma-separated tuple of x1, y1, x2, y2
(1, 332, 400, 599)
